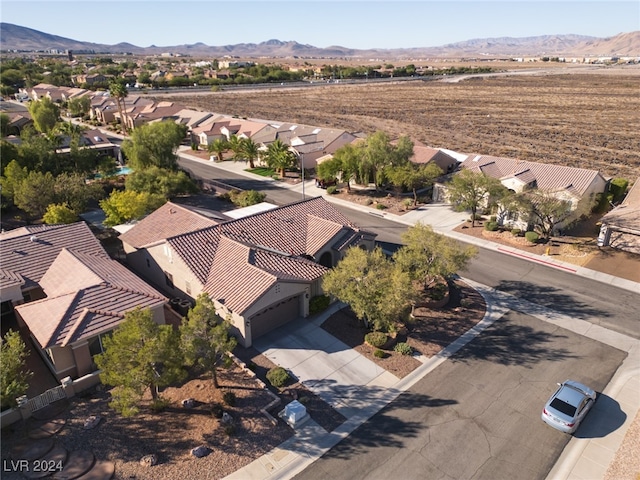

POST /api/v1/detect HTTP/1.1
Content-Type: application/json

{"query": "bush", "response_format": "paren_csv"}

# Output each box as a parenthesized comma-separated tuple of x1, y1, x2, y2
(266, 366, 290, 388)
(227, 189, 266, 207)
(373, 349, 387, 358)
(309, 295, 330, 315)
(402, 198, 413, 208)
(394, 342, 413, 355)
(490, 215, 497, 222)
(376, 203, 387, 210)
(326, 186, 338, 195)
(222, 391, 236, 407)
(365, 198, 374, 206)
(224, 424, 236, 436)
(511, 228, 522, 236)
(609, 178, 629, 203)
(484, 221, 499, 231)
(211, 402, 224, 418)
(365, 331, 388, 348)
(149, 397, 170, 413)
(525, 231, 539, 243)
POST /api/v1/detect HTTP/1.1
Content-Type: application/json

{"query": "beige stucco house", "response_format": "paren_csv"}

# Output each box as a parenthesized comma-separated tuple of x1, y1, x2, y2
(0, 223, 167, 382)
(119, 197, 376, 347)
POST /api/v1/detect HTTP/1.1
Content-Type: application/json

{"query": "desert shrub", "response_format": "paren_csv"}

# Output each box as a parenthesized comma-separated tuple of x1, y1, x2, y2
(525, 231, 539, 243)
(222, 391, 236, 407)
(365, 331, 388, 348)
(227, 189, 266, 207)
(365, 198, 373, 205)
(511, 228, 522, 236)
(309, 295, 330, 315)
(376, 203, 387, 210)
(149, 397, 170, 413)
(609, 178, 629, 203)
(402, 198, 413, 207)
(490, 215, 497, 222)
(373, 349, 387, 358)
(211, 402, 224, 418)
(484, 221, 499, 231)
(266, 366, 290, 388)
(394, 342, 413, 355)
(326, 186, 338, 195)
(224, 424, 236, 436)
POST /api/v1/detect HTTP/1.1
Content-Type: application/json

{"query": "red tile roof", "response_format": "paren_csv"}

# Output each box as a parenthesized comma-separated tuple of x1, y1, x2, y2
(0, 223, 108, 290)
(16, 248, 166, 349)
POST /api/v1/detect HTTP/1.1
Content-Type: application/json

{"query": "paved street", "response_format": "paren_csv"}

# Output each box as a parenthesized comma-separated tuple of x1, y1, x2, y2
(293, 310, 628, 480)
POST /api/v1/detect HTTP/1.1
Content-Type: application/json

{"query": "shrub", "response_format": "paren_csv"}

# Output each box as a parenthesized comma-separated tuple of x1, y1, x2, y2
(365, 198, 374, 206)
(222, 391, 236, 407)
(609, 178, 629, 203)
(365, 331, 388, 348)
(326, 186, 338, 195)
(484, 221, 499, 231)
(402, 198, 413, 208)
(309, 295, 330, 315)
(525, 231, 539, 243)
(149, 397, 170, 413)
(490, 215, 497, 222)
(394, 342, 413, 355)
(266, 366, 290, 388)
(511, 228, 522, 236)
(211, 402, 224, 418)
(373, 349, 387, 358)
(224, 424, 236, 436)
(376, 203, 387, 210)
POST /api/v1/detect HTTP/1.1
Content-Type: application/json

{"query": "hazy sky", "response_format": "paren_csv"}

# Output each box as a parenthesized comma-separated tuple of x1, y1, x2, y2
(1, 1, 638, 50)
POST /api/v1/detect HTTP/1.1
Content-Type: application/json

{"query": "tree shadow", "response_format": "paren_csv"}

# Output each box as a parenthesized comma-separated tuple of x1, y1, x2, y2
(308, 390, 457, 460)
(451, 314, 576, 367)
(493, 280, 611, 321)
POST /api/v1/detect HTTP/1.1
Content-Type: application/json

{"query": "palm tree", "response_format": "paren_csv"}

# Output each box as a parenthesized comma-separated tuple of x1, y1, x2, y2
(108, 81, 128, 134)
(239, 137, 260, 169)
(207, 138, 228, 162)
(227, 134, 243, 162)
(264, 139, 296, 178)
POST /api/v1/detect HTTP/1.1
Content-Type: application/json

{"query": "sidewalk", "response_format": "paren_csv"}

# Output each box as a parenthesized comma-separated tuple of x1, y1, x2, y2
(179, 151, 640, 480)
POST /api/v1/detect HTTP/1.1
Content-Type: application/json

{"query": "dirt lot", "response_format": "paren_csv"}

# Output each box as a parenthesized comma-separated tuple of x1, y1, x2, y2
(152, 67, 640, 181)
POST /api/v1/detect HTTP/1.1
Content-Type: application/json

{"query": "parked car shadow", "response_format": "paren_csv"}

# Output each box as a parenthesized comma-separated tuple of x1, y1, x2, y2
(573, 393, 627, 439)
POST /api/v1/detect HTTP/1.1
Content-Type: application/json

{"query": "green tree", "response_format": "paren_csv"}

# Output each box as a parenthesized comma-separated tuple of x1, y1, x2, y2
(263, 139, 296, 177)
(108, 81, 128, 134)
(0, 113, 10, 137)
(239, 137, 260, 169)
(179, 293, 237, 388)
(95, 308, 185, 416)
(125, 166, 197, 197)
(0, 159, 28, 205)
(207, 138, 228, 162)
(446, 169, 508, 226)
(318, 143, 362, 191)
(0, 330, 33, 410)
(360, 132, 413, 189)
(322, 247, 412, 332)
(100, 190, 166, 226)
(54, 172, 102, 214)
(387, 163, 443, 206)
(393, 223, 477, 290)
(43, 203, 79, 224)
(14, 170, 56, 218)
(121, 120, 187, 171)
(505, 190, 578, 240)
(67, 95, 91, 118)
(15, 127, 58, 173)
(28, 97, 60, 134)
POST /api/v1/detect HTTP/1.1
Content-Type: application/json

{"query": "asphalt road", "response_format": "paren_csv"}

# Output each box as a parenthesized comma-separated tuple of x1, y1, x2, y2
(177, 156, 640, 339)
(293, 311, 628, 480)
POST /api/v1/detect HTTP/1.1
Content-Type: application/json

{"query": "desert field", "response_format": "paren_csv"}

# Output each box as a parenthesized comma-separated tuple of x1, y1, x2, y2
(153, 66, 640, 180)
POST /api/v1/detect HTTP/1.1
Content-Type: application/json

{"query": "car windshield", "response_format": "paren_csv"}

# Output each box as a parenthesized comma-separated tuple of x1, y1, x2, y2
(550, 397, 577, 417)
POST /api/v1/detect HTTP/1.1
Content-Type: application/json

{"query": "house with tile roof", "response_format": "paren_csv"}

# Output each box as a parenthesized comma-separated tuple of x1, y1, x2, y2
(119, 197, 376, 347)
(598, 178, 640, 254)
(0, 223, 168, 382)
(444, 154, 608, 231)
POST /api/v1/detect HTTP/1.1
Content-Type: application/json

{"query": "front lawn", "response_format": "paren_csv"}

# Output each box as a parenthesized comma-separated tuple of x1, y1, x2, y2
(246, 167, 277, 177)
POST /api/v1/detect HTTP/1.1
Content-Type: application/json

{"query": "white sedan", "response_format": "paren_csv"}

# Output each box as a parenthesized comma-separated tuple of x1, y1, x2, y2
(542, 380, 597, 434)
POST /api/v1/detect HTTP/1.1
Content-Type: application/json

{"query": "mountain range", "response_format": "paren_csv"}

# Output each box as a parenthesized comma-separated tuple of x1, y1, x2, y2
(1, 23, 638, 58)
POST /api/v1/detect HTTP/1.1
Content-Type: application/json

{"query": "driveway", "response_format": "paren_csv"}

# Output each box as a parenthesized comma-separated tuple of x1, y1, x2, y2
(253, 309, 400, 419)
(293, 311, 628, 480)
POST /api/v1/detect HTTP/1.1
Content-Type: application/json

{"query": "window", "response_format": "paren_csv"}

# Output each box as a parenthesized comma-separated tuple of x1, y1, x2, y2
(185, 281, 191, 295)
(88, 331, 112, 370)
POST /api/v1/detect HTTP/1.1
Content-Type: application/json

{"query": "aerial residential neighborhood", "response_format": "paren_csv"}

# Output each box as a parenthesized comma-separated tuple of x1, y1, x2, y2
(1, 16, 639, 480)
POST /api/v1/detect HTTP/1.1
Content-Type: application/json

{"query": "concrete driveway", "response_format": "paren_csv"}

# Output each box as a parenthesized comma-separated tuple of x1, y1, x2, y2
(253, 307, 400, 419)
(293, 310, 628, 480)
